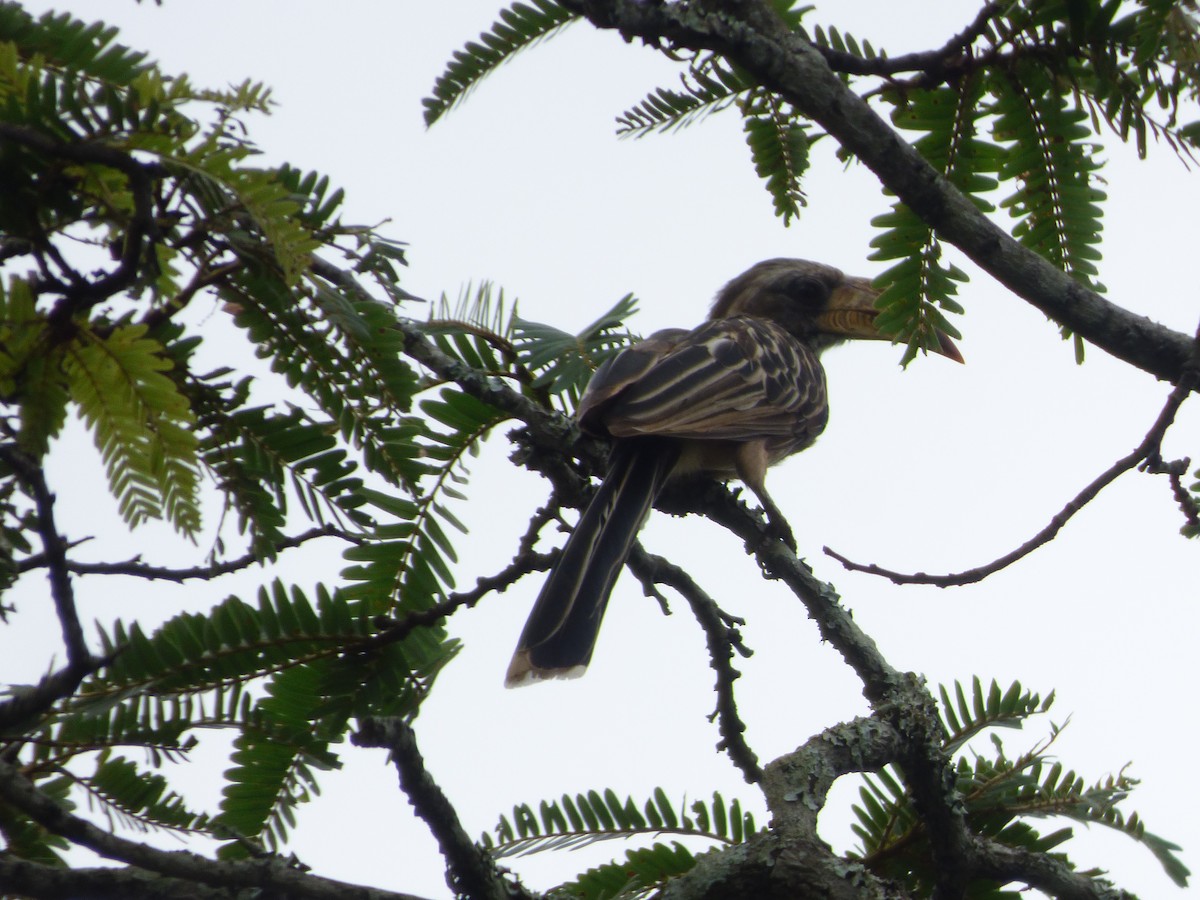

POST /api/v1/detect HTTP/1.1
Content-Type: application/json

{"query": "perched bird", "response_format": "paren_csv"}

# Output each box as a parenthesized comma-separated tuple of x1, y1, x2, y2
(505, 259, 961, 686)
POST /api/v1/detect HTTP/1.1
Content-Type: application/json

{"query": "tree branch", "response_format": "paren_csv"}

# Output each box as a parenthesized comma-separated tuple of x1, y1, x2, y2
(762, 716, 901, 834)
(17, 525, 357, 584)
(0, 757, 431, 900)
(560, 0, 1198, 386)
(310, 256, 570, 438)
(0, 123, 161, 322)
(627, 544, 762, 784)
(972, 842, 1132, 900)
(353, 718, 531, 900)
(358, 546, 556, 653)
(0, 660, 106, 735)
(0, 856, 232, 900)
(826, 324, 1200, 586)
(0, 444, 90, 666)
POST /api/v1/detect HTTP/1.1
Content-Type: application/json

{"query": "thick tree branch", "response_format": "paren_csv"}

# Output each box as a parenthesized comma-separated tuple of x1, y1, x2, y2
(762, 716, 901, 833)
(658, 831, 907, 900)
(0, 757, 430, 900)
(0, 856, 232, 900)
(972, 843, 1131, 900)
(560, 0, 1197, 386)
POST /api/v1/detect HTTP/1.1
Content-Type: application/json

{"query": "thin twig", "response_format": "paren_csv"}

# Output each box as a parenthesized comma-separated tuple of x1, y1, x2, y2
(17, 525, 357, 584)
(357, 548, 557, 653)
(140, 259, 244, 332)
(627, 545, 762, 784)
(0, 123, 162, 320)
(825, 344, 1199, 587)
(0, 444, 90, 666)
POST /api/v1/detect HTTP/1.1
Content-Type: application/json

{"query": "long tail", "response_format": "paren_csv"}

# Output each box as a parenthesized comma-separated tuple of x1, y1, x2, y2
(505, 440, 678, 687)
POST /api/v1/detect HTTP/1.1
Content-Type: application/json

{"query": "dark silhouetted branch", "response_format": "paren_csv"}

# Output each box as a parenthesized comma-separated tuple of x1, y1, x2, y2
(0, 756, 431, 900)
(18, 525, 356, 584)
(628, 544, 762, 783)
(0, 123, 161, 321)
(354, 718, 531, 900)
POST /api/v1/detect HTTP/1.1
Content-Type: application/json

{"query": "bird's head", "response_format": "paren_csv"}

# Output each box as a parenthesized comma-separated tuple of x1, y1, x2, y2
(711, 258, 963, 362)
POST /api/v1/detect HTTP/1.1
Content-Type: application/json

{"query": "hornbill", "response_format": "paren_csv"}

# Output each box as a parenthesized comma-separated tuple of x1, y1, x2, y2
(506, 259, 961, 687)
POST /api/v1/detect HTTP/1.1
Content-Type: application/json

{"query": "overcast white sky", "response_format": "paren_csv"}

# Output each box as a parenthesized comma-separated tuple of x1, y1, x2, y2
(4, 2, 1199, 898)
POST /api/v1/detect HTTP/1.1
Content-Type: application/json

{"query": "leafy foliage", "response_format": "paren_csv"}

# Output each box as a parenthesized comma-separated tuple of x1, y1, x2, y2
(64, 323, 201, 537)
(1184, 466, 1200, 537)
(850, 678, 1190, 892)
(869, 77, 990, 362)
(422, 0, 578, 126)
(0, 3, 489, 864)
(615, 56, 749, 137)
(482, 788, 753, 898)
(1, 4, 1194, 898)
(512, 291, 640, 409)
(565, 842, 699, 900)
(478, 678, 1187, 896)
(741, 88, 812, 223)
(483, 786, 756, 857)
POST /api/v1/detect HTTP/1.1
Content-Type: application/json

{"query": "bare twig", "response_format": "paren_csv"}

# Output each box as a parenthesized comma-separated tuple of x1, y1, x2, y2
(16, 525, 356, 584)
(0, 756, 431, 900)
(826, 331, 1200, 587)
(140, 259, 245, 332)
(0, 444, 90, 667)
(358, 547, 557, 653)
(1145, 454, 1200, 532)
(628, 544, 762, 784)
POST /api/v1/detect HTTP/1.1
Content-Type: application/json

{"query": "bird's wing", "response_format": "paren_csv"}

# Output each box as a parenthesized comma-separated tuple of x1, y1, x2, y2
(578, 316, 827, 444)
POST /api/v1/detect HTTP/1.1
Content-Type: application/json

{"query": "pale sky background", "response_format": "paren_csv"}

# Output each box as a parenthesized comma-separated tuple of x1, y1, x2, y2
(4, 2, 1199, 898)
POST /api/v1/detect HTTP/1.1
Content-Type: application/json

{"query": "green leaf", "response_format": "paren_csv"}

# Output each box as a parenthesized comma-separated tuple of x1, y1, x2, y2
(423, 0, 578, 126)
(741, 90, 810, 224)
(63, 324, 201, 537)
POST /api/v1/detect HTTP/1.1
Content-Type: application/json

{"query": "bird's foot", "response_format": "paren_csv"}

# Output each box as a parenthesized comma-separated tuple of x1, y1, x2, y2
(764, 517, 797, 552)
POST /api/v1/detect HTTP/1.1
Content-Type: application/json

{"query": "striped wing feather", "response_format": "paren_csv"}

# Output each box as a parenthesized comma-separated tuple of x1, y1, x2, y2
(579, 317, 827, 446)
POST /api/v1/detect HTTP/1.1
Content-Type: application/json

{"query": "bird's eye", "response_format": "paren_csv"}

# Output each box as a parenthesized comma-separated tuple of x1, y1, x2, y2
(781, 274, 828, 307)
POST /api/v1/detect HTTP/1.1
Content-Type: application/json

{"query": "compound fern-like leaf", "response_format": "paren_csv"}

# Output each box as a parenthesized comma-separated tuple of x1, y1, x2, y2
(63, 324, 201, 538)
(423, 0, 578, 126)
